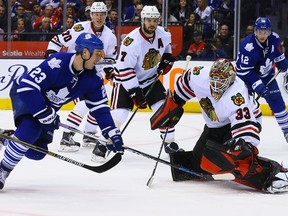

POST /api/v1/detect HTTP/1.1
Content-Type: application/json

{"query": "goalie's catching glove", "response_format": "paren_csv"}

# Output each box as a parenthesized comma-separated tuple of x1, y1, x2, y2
(150, 90, 184, 130)
(128, 87, 147, 109)
(157, 53, 175, 75)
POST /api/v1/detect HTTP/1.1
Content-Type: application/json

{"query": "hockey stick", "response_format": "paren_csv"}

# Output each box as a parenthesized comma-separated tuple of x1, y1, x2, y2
(121, 75, 160, 134)
(146, 127, 168, 187)
(123, 146, 234, 181)
(58, 123, 234, 180)
(256, 69, 282, 100)
(0, 132, 121, 173)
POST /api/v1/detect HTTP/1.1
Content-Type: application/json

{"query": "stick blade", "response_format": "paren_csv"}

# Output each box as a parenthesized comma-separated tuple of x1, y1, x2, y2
(88, 153, 122, 173)
(212, 173, 235, 180)
(146, 176, 154, 187)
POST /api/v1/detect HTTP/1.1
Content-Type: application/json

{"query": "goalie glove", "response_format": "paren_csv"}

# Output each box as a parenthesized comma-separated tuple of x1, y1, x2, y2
(150, 90, 184, 130)
(157, 53, 175, 75)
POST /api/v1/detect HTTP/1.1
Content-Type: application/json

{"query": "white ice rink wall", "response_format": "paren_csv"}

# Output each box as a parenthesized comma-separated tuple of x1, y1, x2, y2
(0, 59, 287, 115)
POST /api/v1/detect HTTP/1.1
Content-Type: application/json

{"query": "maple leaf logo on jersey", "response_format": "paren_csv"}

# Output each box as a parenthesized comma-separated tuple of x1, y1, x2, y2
(259, 58, 273, 75)
(48, 58, 61, 69)
(244, 43, 254, 52)
(231, 93, 245, 106)
(142, 48, 160, 70)
(123, 37, 133, 46)
(192, 66, 204, 75)
(199, 97, 219, 122)
(73, 24, 84, 32)
(46, 87, 70, 105)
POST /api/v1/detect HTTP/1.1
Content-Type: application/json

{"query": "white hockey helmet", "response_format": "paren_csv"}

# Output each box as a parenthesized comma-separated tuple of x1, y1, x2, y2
(90, 2, 108, 18)
(141, 5, 160, 20)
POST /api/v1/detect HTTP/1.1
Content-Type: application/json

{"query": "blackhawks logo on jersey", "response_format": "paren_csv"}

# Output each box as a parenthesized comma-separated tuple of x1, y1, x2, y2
(123, 37, 133, 46)
(192, 66, 204, 75)
(199, 97, 219, 122)
(231, 93, 245, 106)
(73, 24, 84, 32)
(142, 48, 160, 70)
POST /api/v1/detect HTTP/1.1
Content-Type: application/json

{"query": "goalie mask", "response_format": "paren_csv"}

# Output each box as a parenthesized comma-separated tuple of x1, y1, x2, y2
(209, 59, 236, 100)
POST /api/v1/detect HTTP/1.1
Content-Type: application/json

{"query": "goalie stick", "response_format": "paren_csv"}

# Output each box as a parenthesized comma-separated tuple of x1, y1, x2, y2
(146, 127, 168, 187)
(0, 132, 121, 173)
(146, 55, 191, 187)
(123, 145, 234, 181)
(59, 123, 234, 180)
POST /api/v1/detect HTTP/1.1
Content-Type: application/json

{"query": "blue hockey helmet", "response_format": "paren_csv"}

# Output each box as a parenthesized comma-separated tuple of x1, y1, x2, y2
(254, 17, 271, 30)
(75, 33, 103, 54)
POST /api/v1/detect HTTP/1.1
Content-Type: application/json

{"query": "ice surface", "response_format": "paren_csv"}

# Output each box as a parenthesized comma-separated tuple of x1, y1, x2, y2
(0, 110, 287, 216)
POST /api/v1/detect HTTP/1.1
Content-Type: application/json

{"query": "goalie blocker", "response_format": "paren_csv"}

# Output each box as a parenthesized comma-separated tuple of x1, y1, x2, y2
(150, 90, 184, 130)
(170, 138, 288, 193)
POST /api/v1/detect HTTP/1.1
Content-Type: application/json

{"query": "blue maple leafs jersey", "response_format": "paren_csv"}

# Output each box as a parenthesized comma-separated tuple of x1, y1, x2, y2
(15, 52, 115, 130)
(235, 32, 281, 88)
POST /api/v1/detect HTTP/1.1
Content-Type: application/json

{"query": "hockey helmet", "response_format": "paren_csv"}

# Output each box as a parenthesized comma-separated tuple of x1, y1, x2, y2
(75, 33, 103, 55)
(209, 58, 236, 100)
(90, 2, 108, 17)
(141, 5, 160, 20)
(254, 17, 271, 30)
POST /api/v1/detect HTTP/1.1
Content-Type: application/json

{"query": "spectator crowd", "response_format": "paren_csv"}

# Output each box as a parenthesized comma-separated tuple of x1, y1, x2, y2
(0, 0, 283, 60)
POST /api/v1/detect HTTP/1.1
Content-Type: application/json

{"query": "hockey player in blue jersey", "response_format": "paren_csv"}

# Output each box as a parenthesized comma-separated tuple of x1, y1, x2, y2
(236, 17, 288, 142)
(0, 33, 124, 190)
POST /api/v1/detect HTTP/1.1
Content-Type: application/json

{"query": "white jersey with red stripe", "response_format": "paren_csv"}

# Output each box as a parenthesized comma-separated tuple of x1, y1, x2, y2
(47, 21, 117, 72)
(114, 26, 172, 90)
(174, 66, 262, 146)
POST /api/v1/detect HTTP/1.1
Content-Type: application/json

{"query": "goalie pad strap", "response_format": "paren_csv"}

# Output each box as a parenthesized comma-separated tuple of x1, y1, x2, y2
(150, 90, 184, 130)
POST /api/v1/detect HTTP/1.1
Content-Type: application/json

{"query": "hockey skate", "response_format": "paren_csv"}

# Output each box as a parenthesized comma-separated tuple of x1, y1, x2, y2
(164, 142, 184, 154)
(82, 131, 99, 147)
(91, 139, 110, 163)
(58, 132, 81, 152)
(265, 172, 288, 193)
(0, 166, 10, 190)
(0, 129, 15, 151)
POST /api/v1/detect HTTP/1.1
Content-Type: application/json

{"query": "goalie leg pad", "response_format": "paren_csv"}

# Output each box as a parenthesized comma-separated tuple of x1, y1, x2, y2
(201, 138, 262, 178)
(170, 151, 210, 181)
(150, 90, 184, 130)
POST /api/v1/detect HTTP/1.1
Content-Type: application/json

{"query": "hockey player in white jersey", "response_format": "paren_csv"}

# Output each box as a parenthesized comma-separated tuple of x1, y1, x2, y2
(151, 58, 288, 193)
(45, 2, 117, 159)
(110, 5, 181, 153)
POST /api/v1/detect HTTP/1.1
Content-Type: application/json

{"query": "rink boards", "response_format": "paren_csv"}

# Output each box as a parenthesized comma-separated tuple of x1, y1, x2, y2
(0, 59, 287, 116)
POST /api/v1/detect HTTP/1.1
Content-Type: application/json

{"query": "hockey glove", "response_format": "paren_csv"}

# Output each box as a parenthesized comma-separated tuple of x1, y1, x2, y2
(275, 53, 288, 72)
(128, 87, 147, 109)
(103, 66, 114, 81)
(34, 107, 60, 131)
(157, 53, 175, 75)
(252, 80, 271, 100)
(102, 127, 124, 153)
(284, 73, 288, 94)
(44, 50, 57, 59)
